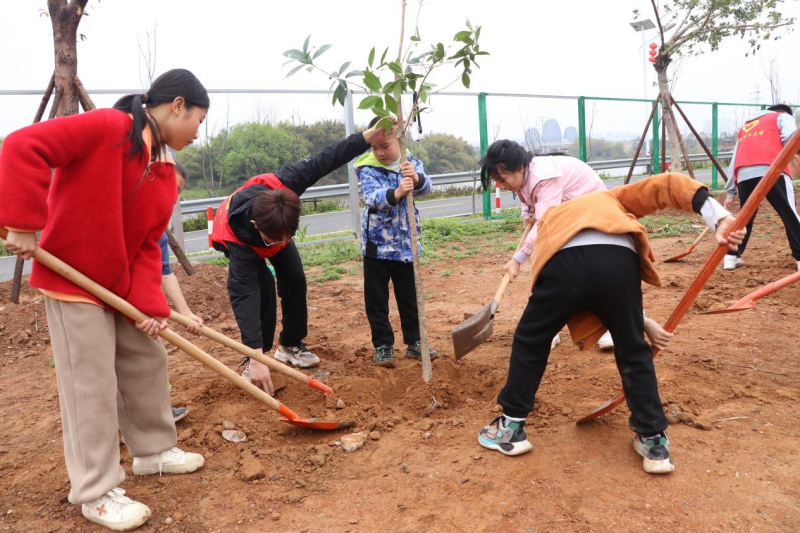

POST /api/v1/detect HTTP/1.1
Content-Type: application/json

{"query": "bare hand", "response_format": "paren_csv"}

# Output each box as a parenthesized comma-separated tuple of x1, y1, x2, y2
(136, 317, 168, 340)
(400, 160, 419, 185)
(183, 311, 204, 335)
(363, 118, 398, 144)
(505, 258, 521, 282)
(394, 177, 414, 199)
(724, 197, 737, 211)
(715, 216, 746, 251)
(247, 358, 275, 396)
(4, 231, 37, 260)
(643, 317, 673, 351)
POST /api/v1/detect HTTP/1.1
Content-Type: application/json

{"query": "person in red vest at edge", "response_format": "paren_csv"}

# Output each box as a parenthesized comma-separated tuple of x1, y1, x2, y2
(211, 123, 387, 394)
(0, 69, 208, 532)
(724, 104, 799, 271)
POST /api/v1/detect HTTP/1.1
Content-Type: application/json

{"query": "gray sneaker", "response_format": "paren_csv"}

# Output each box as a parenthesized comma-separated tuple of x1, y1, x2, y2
(405, 341, 439, 361)
(478, 416, 533, 456)
(171, 406, 189, 423)
(634, 431, 675, 474)
(374, 345, 396, 368)
(275, 343, 320, 368)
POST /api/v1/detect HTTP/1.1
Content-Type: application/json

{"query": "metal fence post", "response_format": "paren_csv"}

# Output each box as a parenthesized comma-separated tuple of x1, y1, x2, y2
(344, 91, 361, 239)
(711, 102, 719, 190)
(478, 92, 490, 219)
(171, 201, 185, 250)
(651, 100, 659, 174)
(578, 96, 587, 162)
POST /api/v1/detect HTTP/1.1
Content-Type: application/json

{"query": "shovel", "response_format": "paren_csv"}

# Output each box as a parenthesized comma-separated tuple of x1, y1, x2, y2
(664, 226, 710, 263)
(577, 130, 800, 423)
(702, 270, 800, 315)
(452, 220, 534, 359)
(169, 310, 333, 394)
(0, 227, 352, 431)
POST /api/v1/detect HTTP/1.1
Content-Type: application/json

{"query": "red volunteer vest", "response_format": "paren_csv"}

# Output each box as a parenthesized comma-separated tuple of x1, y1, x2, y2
(211, 173, 292, 259)
(733, 112, 792, 183)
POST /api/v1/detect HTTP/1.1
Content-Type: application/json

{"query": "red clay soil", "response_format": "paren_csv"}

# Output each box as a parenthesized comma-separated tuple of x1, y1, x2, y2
(1, 203, 799, 532)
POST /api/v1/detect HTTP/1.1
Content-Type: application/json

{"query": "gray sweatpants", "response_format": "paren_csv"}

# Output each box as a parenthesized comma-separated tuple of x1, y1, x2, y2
(45, 298, 176, 504)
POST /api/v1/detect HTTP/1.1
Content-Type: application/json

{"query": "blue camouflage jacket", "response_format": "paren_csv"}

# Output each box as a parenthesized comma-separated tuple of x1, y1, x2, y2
(355, 152, 431, 262)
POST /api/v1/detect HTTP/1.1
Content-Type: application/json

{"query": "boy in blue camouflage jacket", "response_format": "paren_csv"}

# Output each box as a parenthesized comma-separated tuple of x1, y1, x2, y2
(355, 117, 439, 367)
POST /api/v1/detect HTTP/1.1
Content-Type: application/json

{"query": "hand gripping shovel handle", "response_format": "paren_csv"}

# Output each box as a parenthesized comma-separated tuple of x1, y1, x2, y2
(578, 131, 800, 423)
(169, 310, 333, 395)
(494, 219, 535, 307)
(0, 227, 299, 422)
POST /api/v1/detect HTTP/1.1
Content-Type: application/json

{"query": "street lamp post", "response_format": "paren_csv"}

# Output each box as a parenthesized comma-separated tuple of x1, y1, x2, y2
(630, 19, 656, 126)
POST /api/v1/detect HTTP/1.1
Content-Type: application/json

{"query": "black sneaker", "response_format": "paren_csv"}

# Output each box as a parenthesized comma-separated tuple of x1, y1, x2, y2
(172, 406, 189, 423)
(634, 431, 675, 474)
(373, 345, 396, 368)
(478, 416, 533, 456)
(405, 341, 439, 361)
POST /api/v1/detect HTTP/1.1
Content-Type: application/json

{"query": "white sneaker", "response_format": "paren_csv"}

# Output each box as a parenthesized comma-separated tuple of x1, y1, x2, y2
(132, 447, 205, 476)
(723, 255, 744, 271)
(275, 343, 320, 368)
(596, 331, 614, 350)
(81, 487, 151, 531)
(550, 333, 561, 350)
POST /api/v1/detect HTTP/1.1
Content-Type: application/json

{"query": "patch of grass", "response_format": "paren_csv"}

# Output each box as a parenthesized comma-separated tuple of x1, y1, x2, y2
(302, 199, 344, 216)
(0, 241, 11, 257)
(48, 358, 55, 368)
(183, 213, 208, 232)
(205, 257, 230, 268)
(311, 265, 348, 282)
(639, 215, 698, 238)
(440, 269, 452, 277)
(299, 240, 361, 267)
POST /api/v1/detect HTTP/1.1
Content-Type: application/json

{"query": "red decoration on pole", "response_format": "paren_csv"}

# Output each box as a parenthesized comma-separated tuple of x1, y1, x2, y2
(649, 56, 656, 63)
(649, 42, 657, 49)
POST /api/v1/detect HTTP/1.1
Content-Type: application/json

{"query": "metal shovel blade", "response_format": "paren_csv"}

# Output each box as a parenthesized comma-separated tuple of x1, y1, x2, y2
(280, 418, 356, 431)
(577, 393, 626, 424)
(701, 299, 757, 315)
(663, 250, 692, 263)
(452, 301, 496, 360)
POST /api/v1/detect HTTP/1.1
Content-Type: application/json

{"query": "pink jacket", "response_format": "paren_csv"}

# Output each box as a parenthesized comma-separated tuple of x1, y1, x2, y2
(515, 156, 606, 264)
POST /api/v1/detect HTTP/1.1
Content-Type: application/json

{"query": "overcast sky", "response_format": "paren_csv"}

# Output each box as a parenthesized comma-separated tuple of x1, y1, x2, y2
(1, 0, 798, 144)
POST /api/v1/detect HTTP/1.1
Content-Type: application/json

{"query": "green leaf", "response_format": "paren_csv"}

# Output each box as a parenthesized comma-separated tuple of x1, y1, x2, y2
(285, 64, 306, 78)
(475, 26, 481, 41)
(435, 43, 445, 61)
(380, 47, 389, 65)
(409, 78, 417, 91)
(466, 19, 473, 30)
(303, 35, 311, 54)
(364, 71, 382, 93)
(393, 80, 403, 100)
(313, 44, 332, 59)
(372, 106, 390, 117)
(385, 94, 398, 114)
(283, 49, 305, 60)
(339, 62, 352, 75)
(346, 70, 364, 78)
(461, 71, 471, 89)
(410, 35, 420, 42)
(368, 47, 375, 68)
(454, 30, 472, 41)
(419, 87, 428, 103)
(358, 95, 382, 109)
(388, 61, 403, 76)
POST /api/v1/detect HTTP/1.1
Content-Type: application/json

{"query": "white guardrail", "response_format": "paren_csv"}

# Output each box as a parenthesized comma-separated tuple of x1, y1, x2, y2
(180, 151, 732, 216)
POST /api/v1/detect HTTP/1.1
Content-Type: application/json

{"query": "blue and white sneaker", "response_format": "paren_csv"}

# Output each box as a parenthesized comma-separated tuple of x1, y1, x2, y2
(478, 416, 533, 456)
(634, 431, 675, 474)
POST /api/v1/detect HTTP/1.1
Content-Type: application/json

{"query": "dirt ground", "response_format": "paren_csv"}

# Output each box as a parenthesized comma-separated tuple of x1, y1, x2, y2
(1, 202, 800, 532)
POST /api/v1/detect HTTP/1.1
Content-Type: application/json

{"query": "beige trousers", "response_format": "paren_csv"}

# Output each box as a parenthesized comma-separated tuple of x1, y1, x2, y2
(45, 298, 176, 504)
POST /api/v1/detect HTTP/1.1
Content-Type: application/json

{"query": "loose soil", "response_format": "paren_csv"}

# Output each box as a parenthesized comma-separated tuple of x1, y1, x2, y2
(1, 200, 799, 532)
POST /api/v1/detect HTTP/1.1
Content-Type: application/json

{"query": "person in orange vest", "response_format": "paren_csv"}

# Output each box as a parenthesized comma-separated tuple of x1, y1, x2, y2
(211, 124, 385, 394)
(724, 104, 799, 271)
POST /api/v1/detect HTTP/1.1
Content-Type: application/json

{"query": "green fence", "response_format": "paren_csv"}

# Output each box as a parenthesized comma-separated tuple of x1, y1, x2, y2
(476, 93, 799, 219)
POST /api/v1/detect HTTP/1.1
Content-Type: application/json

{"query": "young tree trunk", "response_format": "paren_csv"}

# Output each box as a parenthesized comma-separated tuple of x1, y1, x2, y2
(48, 0, 89, 117)
(655, 62, 682, 172)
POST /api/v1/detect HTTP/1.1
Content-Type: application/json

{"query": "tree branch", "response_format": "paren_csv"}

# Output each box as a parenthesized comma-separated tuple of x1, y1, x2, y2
(651, 0, 665, 46)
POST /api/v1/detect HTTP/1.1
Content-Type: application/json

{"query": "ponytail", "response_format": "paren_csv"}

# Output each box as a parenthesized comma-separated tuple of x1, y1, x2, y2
(479, 139, 533, 192)
(113, 68, 209, 162)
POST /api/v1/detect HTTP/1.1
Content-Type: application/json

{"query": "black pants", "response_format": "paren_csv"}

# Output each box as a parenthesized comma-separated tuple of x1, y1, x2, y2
(254, 242, 308, 349)
(363, 256, 419, 348)
(727, 175, 800, 260)
(497, 245, 669, 436)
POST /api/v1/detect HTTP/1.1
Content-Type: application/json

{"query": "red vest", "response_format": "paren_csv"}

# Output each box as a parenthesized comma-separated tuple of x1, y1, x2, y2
(733, 112, 792, 183)
(211, 174, 292, 259)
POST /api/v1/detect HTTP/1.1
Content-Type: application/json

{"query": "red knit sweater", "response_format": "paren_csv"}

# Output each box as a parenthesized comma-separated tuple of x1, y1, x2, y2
(0, 108, 176, 318)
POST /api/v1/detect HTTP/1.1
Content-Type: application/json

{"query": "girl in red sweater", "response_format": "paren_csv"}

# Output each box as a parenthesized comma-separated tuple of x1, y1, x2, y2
(0, 69, 209, 532)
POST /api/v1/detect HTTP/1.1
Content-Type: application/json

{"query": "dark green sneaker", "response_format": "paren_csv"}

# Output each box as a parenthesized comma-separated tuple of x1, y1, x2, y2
(405, 341, 439, 361)
(172, 406, 188, 422)
(634, 431, 675, 474)
(478, 416, 533, 456)
(373, 345, 396, 368)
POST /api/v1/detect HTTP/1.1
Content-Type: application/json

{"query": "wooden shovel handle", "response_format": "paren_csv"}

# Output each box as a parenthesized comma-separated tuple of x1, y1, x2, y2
(169, 311, 332, 394)
(0, 227, 297, 420)
(493, 220, 535, 305)
(689, 226, 711, 249)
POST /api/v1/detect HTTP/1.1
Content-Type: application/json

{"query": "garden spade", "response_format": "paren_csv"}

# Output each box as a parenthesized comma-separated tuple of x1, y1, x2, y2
(664, 226, 710, 262)
(452, 220, 533, 359)
(702, 270, 800, 315)
(0, 227, 352, 431)
(577, 129, 800, 424)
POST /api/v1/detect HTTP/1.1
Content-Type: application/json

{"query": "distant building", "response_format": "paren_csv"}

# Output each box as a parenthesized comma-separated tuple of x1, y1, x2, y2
(563, 126, 578, 142)
(542, 119, 562, 144)
(525, 127, 543, 148)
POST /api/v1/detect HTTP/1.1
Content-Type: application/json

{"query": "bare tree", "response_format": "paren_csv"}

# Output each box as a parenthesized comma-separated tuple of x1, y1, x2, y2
(761, 52, 782, 104)
(137, 22, 158, 88)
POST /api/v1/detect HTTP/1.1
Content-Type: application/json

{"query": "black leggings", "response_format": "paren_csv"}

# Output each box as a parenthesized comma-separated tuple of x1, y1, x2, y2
(728, 175, 800, 260)
(497, 245, 669, 436)
(363, 256, 419, 348)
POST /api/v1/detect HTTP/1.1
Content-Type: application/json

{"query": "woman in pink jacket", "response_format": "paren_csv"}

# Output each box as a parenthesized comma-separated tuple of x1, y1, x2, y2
(481, 140, 671, 350)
